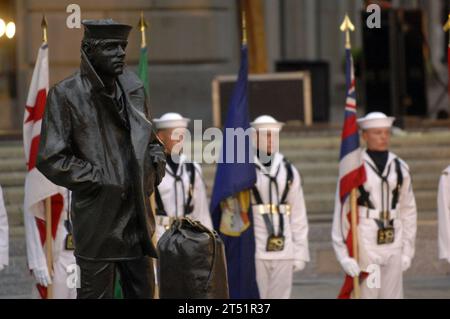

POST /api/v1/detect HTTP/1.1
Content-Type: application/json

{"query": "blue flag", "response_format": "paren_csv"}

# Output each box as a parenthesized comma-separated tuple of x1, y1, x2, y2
(210, 45, 259, 299)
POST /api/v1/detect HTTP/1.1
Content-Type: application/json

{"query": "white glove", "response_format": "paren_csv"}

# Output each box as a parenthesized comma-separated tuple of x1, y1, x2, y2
(0, 264, 5, 272)
(293, 260, 306, 273)
(32, 267, 52, 287)
(340, 257, 361, 277)
(401, 255, 411, 272)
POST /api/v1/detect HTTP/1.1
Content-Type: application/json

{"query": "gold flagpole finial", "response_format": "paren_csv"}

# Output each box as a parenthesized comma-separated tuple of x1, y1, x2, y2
(443, 14, 450, 33)
(138, 11, 148, 48)
(41, 14, 48, 43)
(241, 9, 247, 46)
(340, 14, 355, 49)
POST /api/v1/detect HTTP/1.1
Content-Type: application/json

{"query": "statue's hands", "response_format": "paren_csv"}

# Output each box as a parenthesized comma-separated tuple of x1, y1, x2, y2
(0, 264, 6, 272)
(149, 144, 166, 186)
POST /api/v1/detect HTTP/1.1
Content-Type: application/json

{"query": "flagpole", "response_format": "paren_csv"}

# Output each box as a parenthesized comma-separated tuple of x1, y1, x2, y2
(240, 0, 268, 73)
(340, 14, 360, 300)
(235, 9, 252, 214)
(41, 14, 53, 300)
(443, 14, 450, 107)
(241, 8, 247, 46)
(139, 11, 148, 49)
(139, 11, 159, 299)
(41, 14, 48, 44)
(44, 198, 53, 299)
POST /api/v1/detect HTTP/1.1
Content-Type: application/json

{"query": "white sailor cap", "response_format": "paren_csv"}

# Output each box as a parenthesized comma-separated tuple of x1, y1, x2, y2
(153, 112, 190, 130)
(357, 112, 395, 130)
(250, 115, 284, 131)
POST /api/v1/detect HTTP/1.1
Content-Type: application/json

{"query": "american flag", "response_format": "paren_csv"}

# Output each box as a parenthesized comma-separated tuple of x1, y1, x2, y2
(23, 42, 65, 299)
(336, 47, 367, 299)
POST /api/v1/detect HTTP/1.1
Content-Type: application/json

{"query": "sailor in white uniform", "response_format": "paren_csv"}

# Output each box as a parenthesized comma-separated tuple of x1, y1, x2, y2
(153, 112, 212, 242)
(332, 112, 417, 299)
(250, 115, 310, 299)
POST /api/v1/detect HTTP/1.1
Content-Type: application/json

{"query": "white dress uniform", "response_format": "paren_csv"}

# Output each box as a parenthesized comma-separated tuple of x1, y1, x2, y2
(250, 116, 310, 299)
(0, 185, 8, 271)
(153, 112, 213, 242)
(438, 166, 450, 263)
(25, 189, 77, 299)
(332, 113, 417, 299)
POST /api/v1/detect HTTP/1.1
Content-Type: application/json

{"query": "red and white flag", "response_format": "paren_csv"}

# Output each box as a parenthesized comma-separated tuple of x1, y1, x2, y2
(336, 47, 367, 299)
(23, 42, 64, 299)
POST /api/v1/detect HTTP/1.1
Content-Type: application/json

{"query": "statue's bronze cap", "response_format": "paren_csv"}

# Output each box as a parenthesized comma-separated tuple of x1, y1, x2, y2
(82, 19, 132, 40)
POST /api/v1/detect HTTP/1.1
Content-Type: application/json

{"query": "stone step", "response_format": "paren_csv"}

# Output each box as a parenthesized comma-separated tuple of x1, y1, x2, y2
(0, 284, 33, 299)
(0, 145, 24, 159)
(3, 186, 24, 206)
(1, 132, 450, 157)
(277, 148, 450, 163)
(9, 228, 27, 257)
(193, 145, 450, 167)
(304, 190, 437, 214)
(0, 158, 26, 173)
(307, 210, 438, 223)
(0, 172, 26, 187)
(2, 130, 450, 145)
(203, 162, 450, 180)
(198, 149, 450, 164)
(301, 174, 440, 195)
(278, 131, 450, 149)
(1, 141, 449, 168)
(0, 254, 33, 298)
(203, 164, 442, 192)
(10, 226, 25, 237)
(193, 131, 450, 150)
(293, 162, 446, 179)
(5, 205, 23, 227)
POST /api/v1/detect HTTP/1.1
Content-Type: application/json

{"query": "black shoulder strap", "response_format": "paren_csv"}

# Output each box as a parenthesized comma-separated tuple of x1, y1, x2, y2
(391, 158, 404, 209)
(251, 186, 263, 205)
(251, 164, 264, 205)
(154, 187, 166, 216)
(184, 163, 196, 214)
(394, 158, 403, 187)
(186, 163, 196, 187)
(280, 158, 294, 204)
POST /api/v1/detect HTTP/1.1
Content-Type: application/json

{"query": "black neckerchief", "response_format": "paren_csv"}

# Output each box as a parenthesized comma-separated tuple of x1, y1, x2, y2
(367, 150, 389, 174)
(166, 153, 179, 174)
(256, 149, 274, 169)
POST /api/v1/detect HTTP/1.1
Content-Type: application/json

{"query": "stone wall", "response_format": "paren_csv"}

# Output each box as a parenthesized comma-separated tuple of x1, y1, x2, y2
(14, 0, 240, 129)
